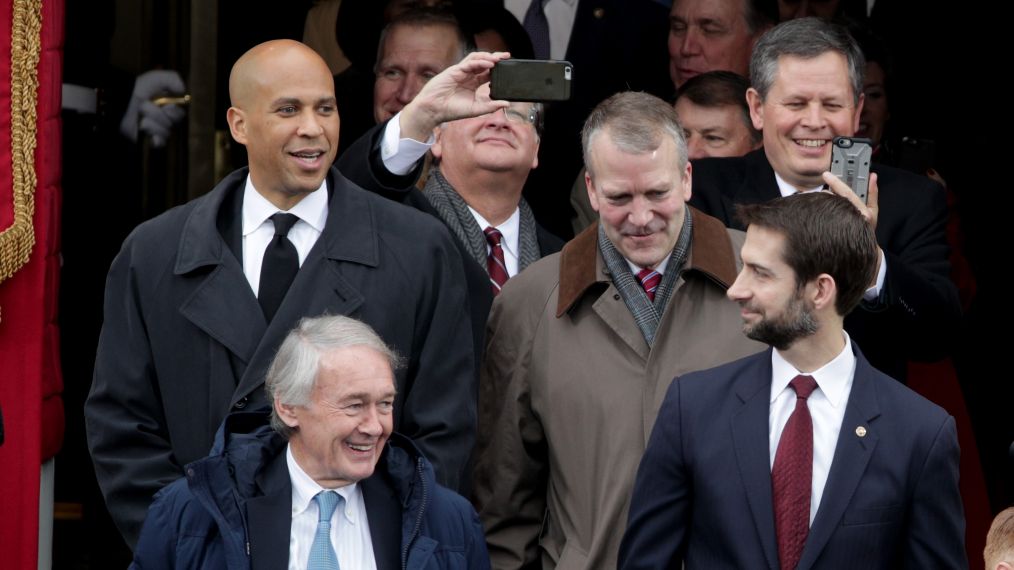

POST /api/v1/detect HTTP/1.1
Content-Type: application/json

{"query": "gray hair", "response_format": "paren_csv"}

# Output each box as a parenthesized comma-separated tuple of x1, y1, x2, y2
(749, 17, 865, 105)
(265, 315, 402, 437)
(374, 8, 469, 74)
(581, 91, 688, 181)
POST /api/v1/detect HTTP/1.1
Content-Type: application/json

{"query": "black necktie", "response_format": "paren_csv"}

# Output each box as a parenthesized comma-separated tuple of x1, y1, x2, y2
(523, 0, 550, 59)
(258, 213, 300, 323)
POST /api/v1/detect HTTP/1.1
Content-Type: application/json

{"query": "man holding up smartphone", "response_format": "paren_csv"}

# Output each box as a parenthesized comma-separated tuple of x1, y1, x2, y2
(688, 17, 960, 382)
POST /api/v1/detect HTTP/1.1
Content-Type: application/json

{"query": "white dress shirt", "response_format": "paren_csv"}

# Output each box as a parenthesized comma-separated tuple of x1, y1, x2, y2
(241, 178, 328, 297)
(471, 207, 521, 277)
(768, 332, 856, 524)
(626, 255, 671, 279)
(286, 445, 377, 570)
(505, 0, 580, 60)
(774, 172, 886, 300)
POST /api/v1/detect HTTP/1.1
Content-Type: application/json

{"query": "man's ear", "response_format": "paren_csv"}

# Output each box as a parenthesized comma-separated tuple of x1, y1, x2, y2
(274, 398, 300, 429)
(746, 88, 764, 132)
(227, 107, 248, 145)
(585, 169, 600, 212)
(810, 273, 837, 312)
(430, 125, 444, 160)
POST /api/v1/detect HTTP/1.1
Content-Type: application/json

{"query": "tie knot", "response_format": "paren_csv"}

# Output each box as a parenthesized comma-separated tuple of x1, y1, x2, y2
(636, 268, 661, 300)
(314, 490, 342, 522)
(789, 375, 818, 400)
(270, 213, 300, 237)
(484, 226, 504, 247)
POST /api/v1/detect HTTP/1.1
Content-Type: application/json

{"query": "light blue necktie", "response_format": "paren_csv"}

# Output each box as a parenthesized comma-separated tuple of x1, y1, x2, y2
(307, 490, 342, 570)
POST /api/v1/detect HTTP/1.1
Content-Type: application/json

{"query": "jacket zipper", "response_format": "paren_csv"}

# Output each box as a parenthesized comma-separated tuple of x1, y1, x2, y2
(402, 458, 429, 570)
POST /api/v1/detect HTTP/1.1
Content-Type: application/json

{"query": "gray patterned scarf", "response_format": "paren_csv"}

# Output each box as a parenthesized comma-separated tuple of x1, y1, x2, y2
(423, 168, 541, 273)
(598, 209, 694, 346)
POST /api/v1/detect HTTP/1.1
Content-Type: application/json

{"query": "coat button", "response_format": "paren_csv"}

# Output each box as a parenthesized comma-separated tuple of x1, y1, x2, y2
(234, 396, 248, 410)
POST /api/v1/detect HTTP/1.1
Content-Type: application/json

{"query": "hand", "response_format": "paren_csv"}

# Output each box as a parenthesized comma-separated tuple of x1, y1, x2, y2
(120, 70, 187, 148)
(399, 52, 512, 142)
(823, 170, 883, 285)
(822, 170, 879, 231)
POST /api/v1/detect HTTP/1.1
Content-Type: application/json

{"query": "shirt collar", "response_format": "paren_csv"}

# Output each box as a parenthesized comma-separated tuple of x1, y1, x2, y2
(770, 331, 856, 408)
(774, 171, 825, 198)
(286, 444, 358, 522)
(469, 206, 521, 258)
(241, 175, 329, 237)
(626, 255, 671, 277)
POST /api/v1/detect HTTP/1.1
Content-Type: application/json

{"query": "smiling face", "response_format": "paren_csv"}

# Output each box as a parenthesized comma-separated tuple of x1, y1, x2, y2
(432, 94, 540, 181)
(227, 42, 339, 209)
(747, 51, 862, 190)
(373, 23, 462, 123)
(727, 225, 818, 350)
(675, 98, 759, 159)
(668, 0, 757, 88)
(277, 345, 396, 488)
(586, 131, 691, 269)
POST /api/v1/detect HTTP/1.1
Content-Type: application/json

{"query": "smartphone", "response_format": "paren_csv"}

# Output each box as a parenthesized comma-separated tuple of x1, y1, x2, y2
(829, 136, 873, 204)
(490, 59, 572, 102)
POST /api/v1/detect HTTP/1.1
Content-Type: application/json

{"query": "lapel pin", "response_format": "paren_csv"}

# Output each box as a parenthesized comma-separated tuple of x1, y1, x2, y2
(855, 426, 867, 437)
(593, 7, 605, 18)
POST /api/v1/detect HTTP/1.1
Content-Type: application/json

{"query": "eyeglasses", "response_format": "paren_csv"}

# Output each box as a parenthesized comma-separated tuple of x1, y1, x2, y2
(501, 105, 539, 128)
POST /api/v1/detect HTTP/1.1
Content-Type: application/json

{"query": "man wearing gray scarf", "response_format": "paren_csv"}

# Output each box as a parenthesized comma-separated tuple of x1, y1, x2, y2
(473, 92, 763, 569)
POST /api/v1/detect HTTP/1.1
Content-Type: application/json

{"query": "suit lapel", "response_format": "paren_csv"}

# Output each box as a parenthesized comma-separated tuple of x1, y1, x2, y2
(730, 350, 780, 570)
(797, 346, 881, 570)
(247, 450, 292, 570)
(362, 472, 403, 570)
(175, 168, 266, 373)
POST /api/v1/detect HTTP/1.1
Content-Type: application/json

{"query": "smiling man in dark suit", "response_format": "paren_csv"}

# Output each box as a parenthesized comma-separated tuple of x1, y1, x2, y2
(620, 192, 965, 569)
(131, 315, 489, 569)
(688, 17, 961, 382)
(85, 40, 500, 549)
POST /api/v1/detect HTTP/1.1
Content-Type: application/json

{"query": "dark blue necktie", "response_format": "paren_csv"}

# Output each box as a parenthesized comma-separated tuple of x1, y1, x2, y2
(523, 0, 551, 59)
(258, 213, 299, 323)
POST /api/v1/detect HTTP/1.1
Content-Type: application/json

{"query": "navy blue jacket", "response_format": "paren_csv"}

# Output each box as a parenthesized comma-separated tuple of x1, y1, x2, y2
(131, 411, 490, 570)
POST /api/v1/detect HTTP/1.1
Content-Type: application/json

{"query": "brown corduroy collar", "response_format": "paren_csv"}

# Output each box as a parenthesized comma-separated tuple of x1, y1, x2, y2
(555, 207, 739, 317)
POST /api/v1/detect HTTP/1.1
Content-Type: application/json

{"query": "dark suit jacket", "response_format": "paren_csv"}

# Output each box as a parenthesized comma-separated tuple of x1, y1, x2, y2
(85, 165, 475, 548)
(689, 149, 961, 380)
(338, 122, 565, 369)
(619, 344, 966, 570)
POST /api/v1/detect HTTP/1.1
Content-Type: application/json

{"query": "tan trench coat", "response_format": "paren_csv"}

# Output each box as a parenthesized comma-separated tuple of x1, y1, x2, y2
(474, 208, 764, 569)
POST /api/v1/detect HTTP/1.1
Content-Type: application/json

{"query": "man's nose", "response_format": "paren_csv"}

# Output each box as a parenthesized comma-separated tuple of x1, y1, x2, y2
(680, 27, 702, 55)
(359, 405, 384, 436)
(727, 271, 748, 302)
(397, 74, 424, 104)
(297, 109, 324, 137)
(628, 198, 653, 227)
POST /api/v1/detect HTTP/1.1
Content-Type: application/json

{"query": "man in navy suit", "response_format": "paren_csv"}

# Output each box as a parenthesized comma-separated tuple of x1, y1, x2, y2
(688, 18, 960, 382)
(619, 192, 965, 569)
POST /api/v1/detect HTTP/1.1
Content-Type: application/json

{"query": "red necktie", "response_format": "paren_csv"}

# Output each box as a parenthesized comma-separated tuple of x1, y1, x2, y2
(484, 227, 510, 296)
(636, 268, 661, 301)
(772, 374, 818, 570)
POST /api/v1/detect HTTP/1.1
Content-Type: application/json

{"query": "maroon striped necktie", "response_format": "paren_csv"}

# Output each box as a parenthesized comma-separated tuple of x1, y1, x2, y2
(636, 268, 661, 301)
(772, 374, 818, 570)
(484, 227, 510, 296)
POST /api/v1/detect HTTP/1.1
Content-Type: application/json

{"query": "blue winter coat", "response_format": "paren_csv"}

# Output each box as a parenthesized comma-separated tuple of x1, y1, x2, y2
(131, 410, 490, 569)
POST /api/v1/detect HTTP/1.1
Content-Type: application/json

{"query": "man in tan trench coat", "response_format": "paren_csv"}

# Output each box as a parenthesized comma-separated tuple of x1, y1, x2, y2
(473, 91, 764, 569)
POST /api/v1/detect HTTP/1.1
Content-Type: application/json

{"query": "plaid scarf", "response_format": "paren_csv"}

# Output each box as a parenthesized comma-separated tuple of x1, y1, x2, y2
(597, 209, 693, 346)
(423, 168, 541, 273)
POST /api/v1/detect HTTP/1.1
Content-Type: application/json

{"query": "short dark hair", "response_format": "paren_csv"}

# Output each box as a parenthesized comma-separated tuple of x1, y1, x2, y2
(735, 192, 877, 316)
(582, 91, 688, 181)
(750, 17, 865, 105)
(676, 71, 760, 145)
(375, 7, 469, 73)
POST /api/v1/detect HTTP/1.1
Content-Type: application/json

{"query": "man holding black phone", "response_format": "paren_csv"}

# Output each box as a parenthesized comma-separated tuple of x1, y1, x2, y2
(689, 17, 960, 382)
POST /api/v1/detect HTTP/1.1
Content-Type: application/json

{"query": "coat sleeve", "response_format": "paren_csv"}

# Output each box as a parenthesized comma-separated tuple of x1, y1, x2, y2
(85, 234, 182, 549)
(852, 175, 961, 364)
(472, 291, 549, 570)
(336, 120, 423, 199)
(397, 225, 476, 492)
(618, 377, 690, 570)
(903, 415, 966, 568)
